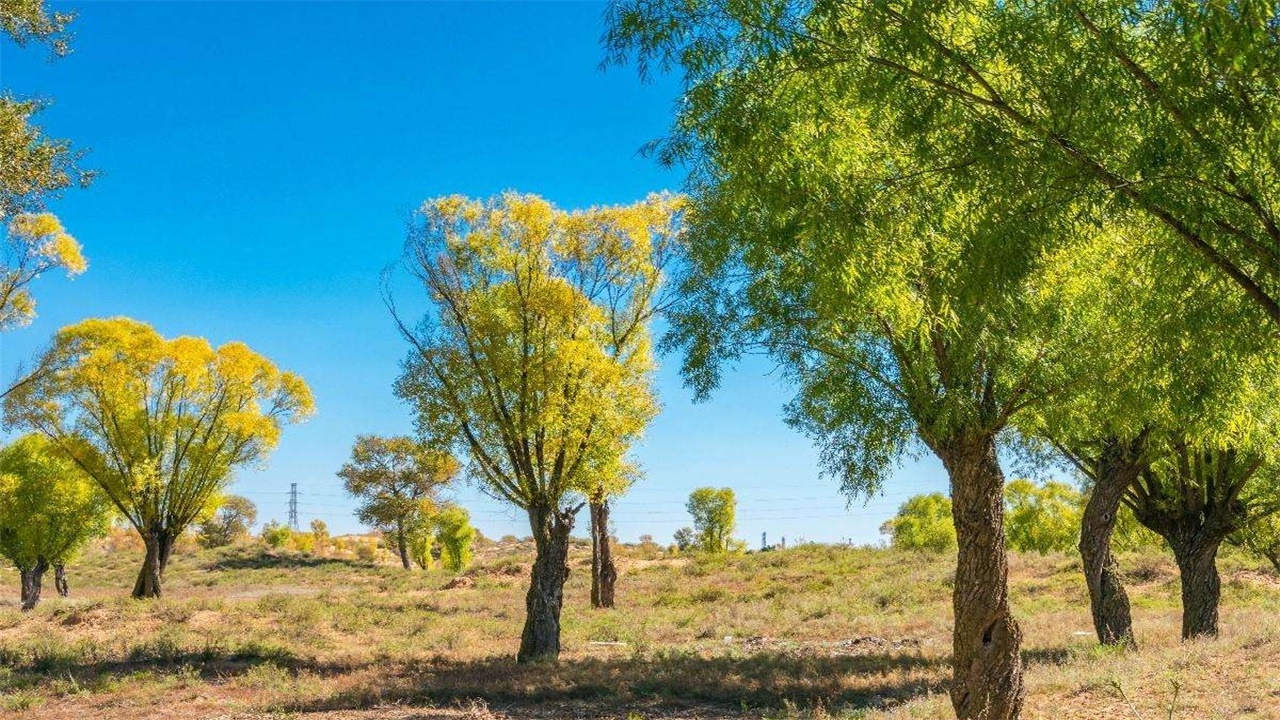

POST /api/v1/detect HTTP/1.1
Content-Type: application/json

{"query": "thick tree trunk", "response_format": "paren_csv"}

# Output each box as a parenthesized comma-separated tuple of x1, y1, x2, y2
(132, 528, 174, 599)
(590, 499, 617, 609)
(941, 436, 1024, 720)
(518, 505, 575, 664)
(1171, 537, 1222, 639)
(19, 558, 48, 611)
(1079, 441, 1142, 647)
(54, 564, 68, 597)
(396, 524, 412, 569)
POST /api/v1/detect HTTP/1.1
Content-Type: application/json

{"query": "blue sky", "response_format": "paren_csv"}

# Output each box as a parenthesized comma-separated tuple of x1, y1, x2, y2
(1, 0, 953, 545)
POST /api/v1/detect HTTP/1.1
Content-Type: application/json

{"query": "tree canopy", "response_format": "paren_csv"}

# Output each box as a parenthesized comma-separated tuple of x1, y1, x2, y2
(607, 0, 1280, 328)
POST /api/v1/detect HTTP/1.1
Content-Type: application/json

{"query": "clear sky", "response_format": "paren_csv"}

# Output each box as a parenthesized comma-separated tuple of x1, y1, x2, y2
(1, 0, 953, 546)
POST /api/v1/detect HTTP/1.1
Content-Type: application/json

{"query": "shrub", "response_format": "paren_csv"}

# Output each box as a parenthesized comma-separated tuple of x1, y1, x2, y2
(261, 521, 290, 549)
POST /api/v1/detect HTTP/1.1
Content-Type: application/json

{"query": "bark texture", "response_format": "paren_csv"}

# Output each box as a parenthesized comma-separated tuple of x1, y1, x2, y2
(589, 499, 617, 609)
(1078, 437, 1144, 647)
(54, 564, 68, 597)
(19, 558, 49, 611)
(1170, 537, 1221, 638)
(132, 528, 174, 599)
(518, 505, 575, 663)
(941, 436, 1024, 720)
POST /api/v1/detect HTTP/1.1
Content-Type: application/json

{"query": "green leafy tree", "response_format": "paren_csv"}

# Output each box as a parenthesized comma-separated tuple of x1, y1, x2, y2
(1003, 480, 1082, 554)
(338, 435, 459, 569)
(686, 487, 736, 554)
(881, 493, 956, 552)
(0, 434, 112, 609)
(1, 0, 92, 216)
(435, 504, 476, 572)
(3, 317, 314, 598)
(197, 495, 257, 549)
(392, 193, 676, 663)
(604, 9, 1141, 713)
(1230, 514, 1280, 575)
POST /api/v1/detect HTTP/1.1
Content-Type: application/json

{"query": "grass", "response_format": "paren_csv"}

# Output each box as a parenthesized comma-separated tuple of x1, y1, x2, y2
(0, 539, 1277, 718)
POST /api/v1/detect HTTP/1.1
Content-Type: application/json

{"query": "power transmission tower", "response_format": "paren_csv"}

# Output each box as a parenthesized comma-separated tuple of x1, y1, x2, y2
(287, 483, 299, 531)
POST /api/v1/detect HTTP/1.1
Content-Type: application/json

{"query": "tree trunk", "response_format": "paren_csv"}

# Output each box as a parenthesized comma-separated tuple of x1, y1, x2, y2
(132, 528, 174, 599)
(941, 436, 1024, 720)
(396, 524, 411, 569)
(590, 499, 617, 609)
(54, 564, 68, 597)
(518, 504, 575, 664)
(19, 558, 49, 611)
(1079, 441, 1141, 647)
(1171, 537, 1222, 639)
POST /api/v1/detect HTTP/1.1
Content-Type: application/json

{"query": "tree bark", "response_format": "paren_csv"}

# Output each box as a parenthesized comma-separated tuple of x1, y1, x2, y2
(132, 528, 174, 599)
(19, 558, 49, 611)
(396, 524, 412, 569)
(941, 435, 1024, 720)
(54, 564, 68, 597)
(1170, 537, 1222, 639)
(590, 499, 617, 609)
(1079, 439, 1142, 647)
(518, 504, 575, 664)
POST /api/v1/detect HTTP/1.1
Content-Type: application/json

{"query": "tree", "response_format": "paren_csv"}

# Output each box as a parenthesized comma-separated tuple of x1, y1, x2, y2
(0, 434, 112, 609)
(338, 435, 459, 570)
(686, 487, 736, 554)
(435, 504, 476, 572)
(672, 527, 694, 552)
(1, 0, 92, 215)
(881, 494, 956, 552)
(605, 9, 1137, 713)
(3, 317, 313, 598)
(197, 495, 257, 549)
(1019, 223, 1280, 645)
(392, 193, 675, 663)
(1230, 513, 1280, 575)
(310, 519, 329, 555)
(1126, 440, 1280, 639)
(1, 1, 92, 365)
(1003, 480, 1082, 554)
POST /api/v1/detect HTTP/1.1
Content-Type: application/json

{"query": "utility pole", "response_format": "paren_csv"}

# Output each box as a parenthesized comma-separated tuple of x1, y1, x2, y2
(761, 531, 767, 551)
(287, 482, 299, 531)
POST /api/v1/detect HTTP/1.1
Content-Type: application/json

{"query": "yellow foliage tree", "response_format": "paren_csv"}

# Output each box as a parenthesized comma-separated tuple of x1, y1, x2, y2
(3, 317, 314, 598)
(392, 192, 680, 662)
(1, 1, 92, 362)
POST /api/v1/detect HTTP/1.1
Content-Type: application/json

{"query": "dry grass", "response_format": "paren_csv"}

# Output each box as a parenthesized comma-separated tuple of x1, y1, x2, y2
(0, 539, 1276, 718)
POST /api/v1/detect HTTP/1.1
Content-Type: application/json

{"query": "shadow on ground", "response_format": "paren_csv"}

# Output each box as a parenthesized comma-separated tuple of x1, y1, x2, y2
(286, 651, 951, 715)
(202, 551, 374, 572)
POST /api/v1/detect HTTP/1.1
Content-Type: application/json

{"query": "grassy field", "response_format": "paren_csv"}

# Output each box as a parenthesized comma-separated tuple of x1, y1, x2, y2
(0, 537, 1277, 719)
